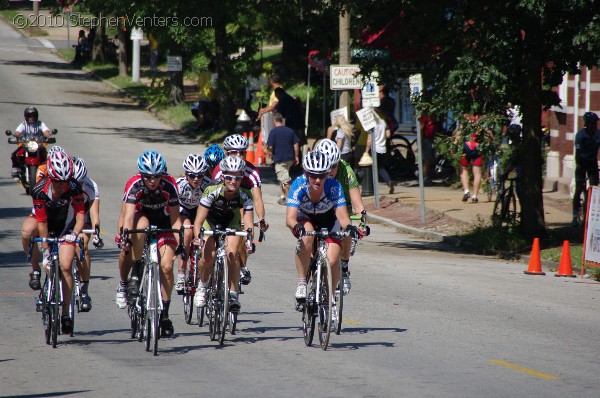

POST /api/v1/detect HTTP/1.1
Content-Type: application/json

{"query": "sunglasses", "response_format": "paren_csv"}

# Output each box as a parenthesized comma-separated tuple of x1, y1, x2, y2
(141, 174, 162, 181)
(307, 172, 328, 180)
(223, 174, 243, 181)
(226, 150, 246, 156)
(187, 173, 204, 180)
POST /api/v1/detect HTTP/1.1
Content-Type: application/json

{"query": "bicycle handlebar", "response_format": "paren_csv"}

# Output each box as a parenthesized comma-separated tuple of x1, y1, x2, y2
(122, 226, 187, 260)
(201, 227, 251, 239)
(253, 222, 266, 242)
(294, 229, 358, 256)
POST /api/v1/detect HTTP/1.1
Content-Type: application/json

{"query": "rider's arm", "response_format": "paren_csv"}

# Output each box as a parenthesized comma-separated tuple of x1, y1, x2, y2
(169, 203, 181, 229)
(243, 209, 254, 241)
(38, 221, 49, 250)
(192, 206, 209, 242)
(89, 199, 100, 233)
(285, 205, 299, 230)
(40, 122, 52, 138)
(326, 126, 335, 140)
(121, 202, 136, 235)
(250, 186, 268, 231)
(349, 187, 365, 214)
(335, 205, 352, 230)
(71, 192, 86, 235)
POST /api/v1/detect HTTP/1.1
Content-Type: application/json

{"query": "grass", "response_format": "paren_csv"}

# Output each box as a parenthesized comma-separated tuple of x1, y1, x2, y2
(0, 9, 48, 36)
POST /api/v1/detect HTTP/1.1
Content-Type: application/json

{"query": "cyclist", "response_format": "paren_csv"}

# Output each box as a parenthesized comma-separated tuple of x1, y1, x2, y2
(70, 156, 103, 311)
(22, 145, 68, 291)
(212, 134, 269, 285)
(203, 144, 225, 178)
(174, 154, 212, 293)
(10, 106, 53, 178)
(286, 151, 359, 322)
(192, 155, 255, 312)
(573, 112, 600, 226)
(117, 150, 181, 337)
(315, 139, 366, 295)
(32, 151, 85, 335)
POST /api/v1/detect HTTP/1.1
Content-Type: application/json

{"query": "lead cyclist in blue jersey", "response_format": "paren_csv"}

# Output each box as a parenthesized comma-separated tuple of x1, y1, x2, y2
(285, 151, 359, 307)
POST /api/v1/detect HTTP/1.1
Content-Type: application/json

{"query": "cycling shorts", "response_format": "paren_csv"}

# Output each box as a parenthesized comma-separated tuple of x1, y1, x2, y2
(297, 215, 342, 246)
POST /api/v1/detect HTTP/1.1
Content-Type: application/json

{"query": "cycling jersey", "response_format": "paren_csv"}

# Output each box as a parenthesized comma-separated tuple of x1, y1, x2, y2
(66, 176, 99, 227)
(177, 175, 212, 220)
(287, 174, 346, 229)
(32, 177, 85, 236)
(334, 159, 359, 213)
(122, 174, 179, 227)
(212, 160, 261, 190)
(200, 181, 253, 229)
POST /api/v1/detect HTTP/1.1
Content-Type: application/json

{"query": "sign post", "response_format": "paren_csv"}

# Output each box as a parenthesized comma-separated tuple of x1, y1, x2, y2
(409, 73, 425, 224)
(131, 27, 143, 82)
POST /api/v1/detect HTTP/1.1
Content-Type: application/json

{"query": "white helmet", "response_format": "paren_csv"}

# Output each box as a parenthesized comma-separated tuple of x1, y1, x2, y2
(315, 139, 341, 165)
(219, 155, 246, 173)
(302, 151, 331, 174)
(47, 151, 73, 181)
(183, 154, 208, 174)
(223, 134, 249, 151)
(47, 145, 66, 157)
(72, 156, 87, 182)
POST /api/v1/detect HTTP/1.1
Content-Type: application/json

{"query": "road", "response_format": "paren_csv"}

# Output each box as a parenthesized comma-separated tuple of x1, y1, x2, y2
(1, 21, 600, 398)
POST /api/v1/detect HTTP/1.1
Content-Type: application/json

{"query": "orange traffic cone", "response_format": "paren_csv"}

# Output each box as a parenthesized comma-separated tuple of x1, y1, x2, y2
(555, 240, 576, 277)
(255, 131, 265, 165)
(246, 131, 255, 164)
(524, 238, 546, 275)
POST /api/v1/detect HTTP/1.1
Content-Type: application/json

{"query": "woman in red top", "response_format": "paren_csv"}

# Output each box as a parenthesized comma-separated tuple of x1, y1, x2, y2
(454, 114, 485, 203)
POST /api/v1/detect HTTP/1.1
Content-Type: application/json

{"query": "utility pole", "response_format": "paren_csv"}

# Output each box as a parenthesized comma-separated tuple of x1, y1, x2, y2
(339, 8, 351, 112)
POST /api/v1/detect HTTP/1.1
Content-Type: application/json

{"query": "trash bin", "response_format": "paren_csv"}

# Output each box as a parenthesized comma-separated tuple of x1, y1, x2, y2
(358, 152, 374, 197)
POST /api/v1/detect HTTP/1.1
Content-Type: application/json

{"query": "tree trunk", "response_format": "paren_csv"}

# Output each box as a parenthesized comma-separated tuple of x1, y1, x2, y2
(92, 16, 105, 63)
(118, 27, 127, 77)
(519, 19, 547, 241)
(214, 20, 235, 132)
(167, 39, 185, 105)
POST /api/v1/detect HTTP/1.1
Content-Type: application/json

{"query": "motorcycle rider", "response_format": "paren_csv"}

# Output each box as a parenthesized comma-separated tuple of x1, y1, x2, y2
(10, 107, 53, 178)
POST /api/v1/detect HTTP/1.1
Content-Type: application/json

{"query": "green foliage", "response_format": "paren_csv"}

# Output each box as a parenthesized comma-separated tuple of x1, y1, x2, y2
(460, 218, 529, 257)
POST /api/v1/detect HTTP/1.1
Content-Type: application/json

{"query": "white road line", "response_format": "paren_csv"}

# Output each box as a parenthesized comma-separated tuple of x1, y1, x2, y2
(37, 38, 55, 49)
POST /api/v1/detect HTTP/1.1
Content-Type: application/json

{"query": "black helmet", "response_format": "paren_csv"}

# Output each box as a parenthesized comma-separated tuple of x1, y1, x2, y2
(583, 112, 599, 125)
(24, 106, 38, 122)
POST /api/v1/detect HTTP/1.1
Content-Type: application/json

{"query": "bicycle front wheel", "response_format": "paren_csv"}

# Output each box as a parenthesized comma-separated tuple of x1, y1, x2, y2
(317, 256, 333, 350)
(42, 276, 51, 345)
(150, 262, 160, 356)
(303, 266, 316, 347)
(51, 262, 61, 348)
(335, 268, 344, 336)
(208, 273, 217, 341)
(218, 257, 229, 345)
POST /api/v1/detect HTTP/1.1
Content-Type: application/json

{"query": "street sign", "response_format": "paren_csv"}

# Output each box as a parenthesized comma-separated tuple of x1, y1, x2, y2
(330, 107, 348, 125)
(167, 56, 182, 72)
(330, 65, 361, 90)
(356, 107, 376, 131)
(361, 72, 380, 108)
(362, 97, 380, 108)
(409, 73, 423, 99)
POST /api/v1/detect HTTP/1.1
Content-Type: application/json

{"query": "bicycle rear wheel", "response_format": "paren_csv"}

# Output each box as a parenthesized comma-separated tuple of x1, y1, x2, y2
(335, 268, 344, 336)
(492, 193, 504, 227)
(197, 306, 204, 327)
(229, 311, 238, 335)
(317, 256, 333, 350)
(208, 273, 218, 341)
(183, 261, 196, 324)
(51, 262, 61, 348)
(42, 276, 51, 345)
(69, 266, 79, 337)
(302, 268, 316, 347)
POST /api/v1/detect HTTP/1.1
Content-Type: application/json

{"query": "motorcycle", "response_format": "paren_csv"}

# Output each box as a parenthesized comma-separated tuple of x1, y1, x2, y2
(6, 129, 57, 195)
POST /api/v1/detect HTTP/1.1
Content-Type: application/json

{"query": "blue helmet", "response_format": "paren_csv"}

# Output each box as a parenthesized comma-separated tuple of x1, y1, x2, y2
(137, 150, 166, 175)
(204, 144, 225, 169)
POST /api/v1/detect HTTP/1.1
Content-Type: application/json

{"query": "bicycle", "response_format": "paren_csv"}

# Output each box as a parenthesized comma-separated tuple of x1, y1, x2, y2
(491, 170, 519, 227)
(122, 226, 185, 356)
(30, 236, 83, 348)
(487, 157, 502, 202)
(296, 228, 355, 350)
(199, 226, 251, 345)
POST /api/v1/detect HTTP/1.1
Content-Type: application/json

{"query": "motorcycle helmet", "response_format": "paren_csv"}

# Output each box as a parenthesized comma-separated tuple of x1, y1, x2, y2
(47, 151, 73, 181)
(219, 155, 246, 173)
(315, 139, 341, 165)
(223, 134, 249, 151)
(183, 154, 208, 174)
(72, 156, 87, 182)
(137, 150, 166, 175)
(204, 144, 225, 169)
(302, 150, 331, 174)
(24, 106, 38, 123)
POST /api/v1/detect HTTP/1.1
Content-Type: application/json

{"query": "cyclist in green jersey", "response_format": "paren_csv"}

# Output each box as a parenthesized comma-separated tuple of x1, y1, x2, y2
(315, 139, 366, 295)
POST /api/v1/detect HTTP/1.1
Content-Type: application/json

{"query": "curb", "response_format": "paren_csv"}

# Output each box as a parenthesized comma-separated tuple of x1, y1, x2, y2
(366, 213, 461, 245)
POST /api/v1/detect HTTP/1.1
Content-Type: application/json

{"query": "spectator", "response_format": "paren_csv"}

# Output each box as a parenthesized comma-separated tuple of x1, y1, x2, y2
(454, 114, 487, 203)
(378, 86, 398, 133)
(149, 33, 159, 75)
(326, 115, 355, 168)
(572, 112, 600, 226)
(364, 110, 394, 194)
(73, 29, 90, 65)
(257, 74, 283, 119)
(273, 87, 306, 146)
(267, 113, 300, 205)
(192, 60, 218, 130)
(419, 109, 437, 185)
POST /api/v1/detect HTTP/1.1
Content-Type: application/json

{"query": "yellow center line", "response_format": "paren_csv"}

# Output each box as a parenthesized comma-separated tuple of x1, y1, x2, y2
(342, 318, 363, 325)
(489, 360, 560, 380)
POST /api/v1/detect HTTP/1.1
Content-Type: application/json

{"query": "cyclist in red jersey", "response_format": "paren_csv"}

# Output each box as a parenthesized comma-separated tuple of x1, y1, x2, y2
(116, 150, 181, 337)
(212, 134, 269, 285)
(32, 151, 85, 335)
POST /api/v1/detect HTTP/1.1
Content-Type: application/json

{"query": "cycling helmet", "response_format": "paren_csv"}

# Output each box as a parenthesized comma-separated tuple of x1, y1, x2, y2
(72, 156, 87, 182)
(223, 134, 249, 151)
(47, 151, 73, 181)
(204, 144, 225, 168)
(24, 106, 39, 122)
(583, 112, 599, 125)
(183, 153, 208, 174)
(47, 145, 66, 156)
(219, 155, 246, 173)
(137, 150, 166, 175)
(302, 150, 331, 174)
(315, 139, 341, 165)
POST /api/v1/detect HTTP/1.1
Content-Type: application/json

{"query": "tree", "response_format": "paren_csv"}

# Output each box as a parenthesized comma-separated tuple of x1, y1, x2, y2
(345, 0, 600, 240)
